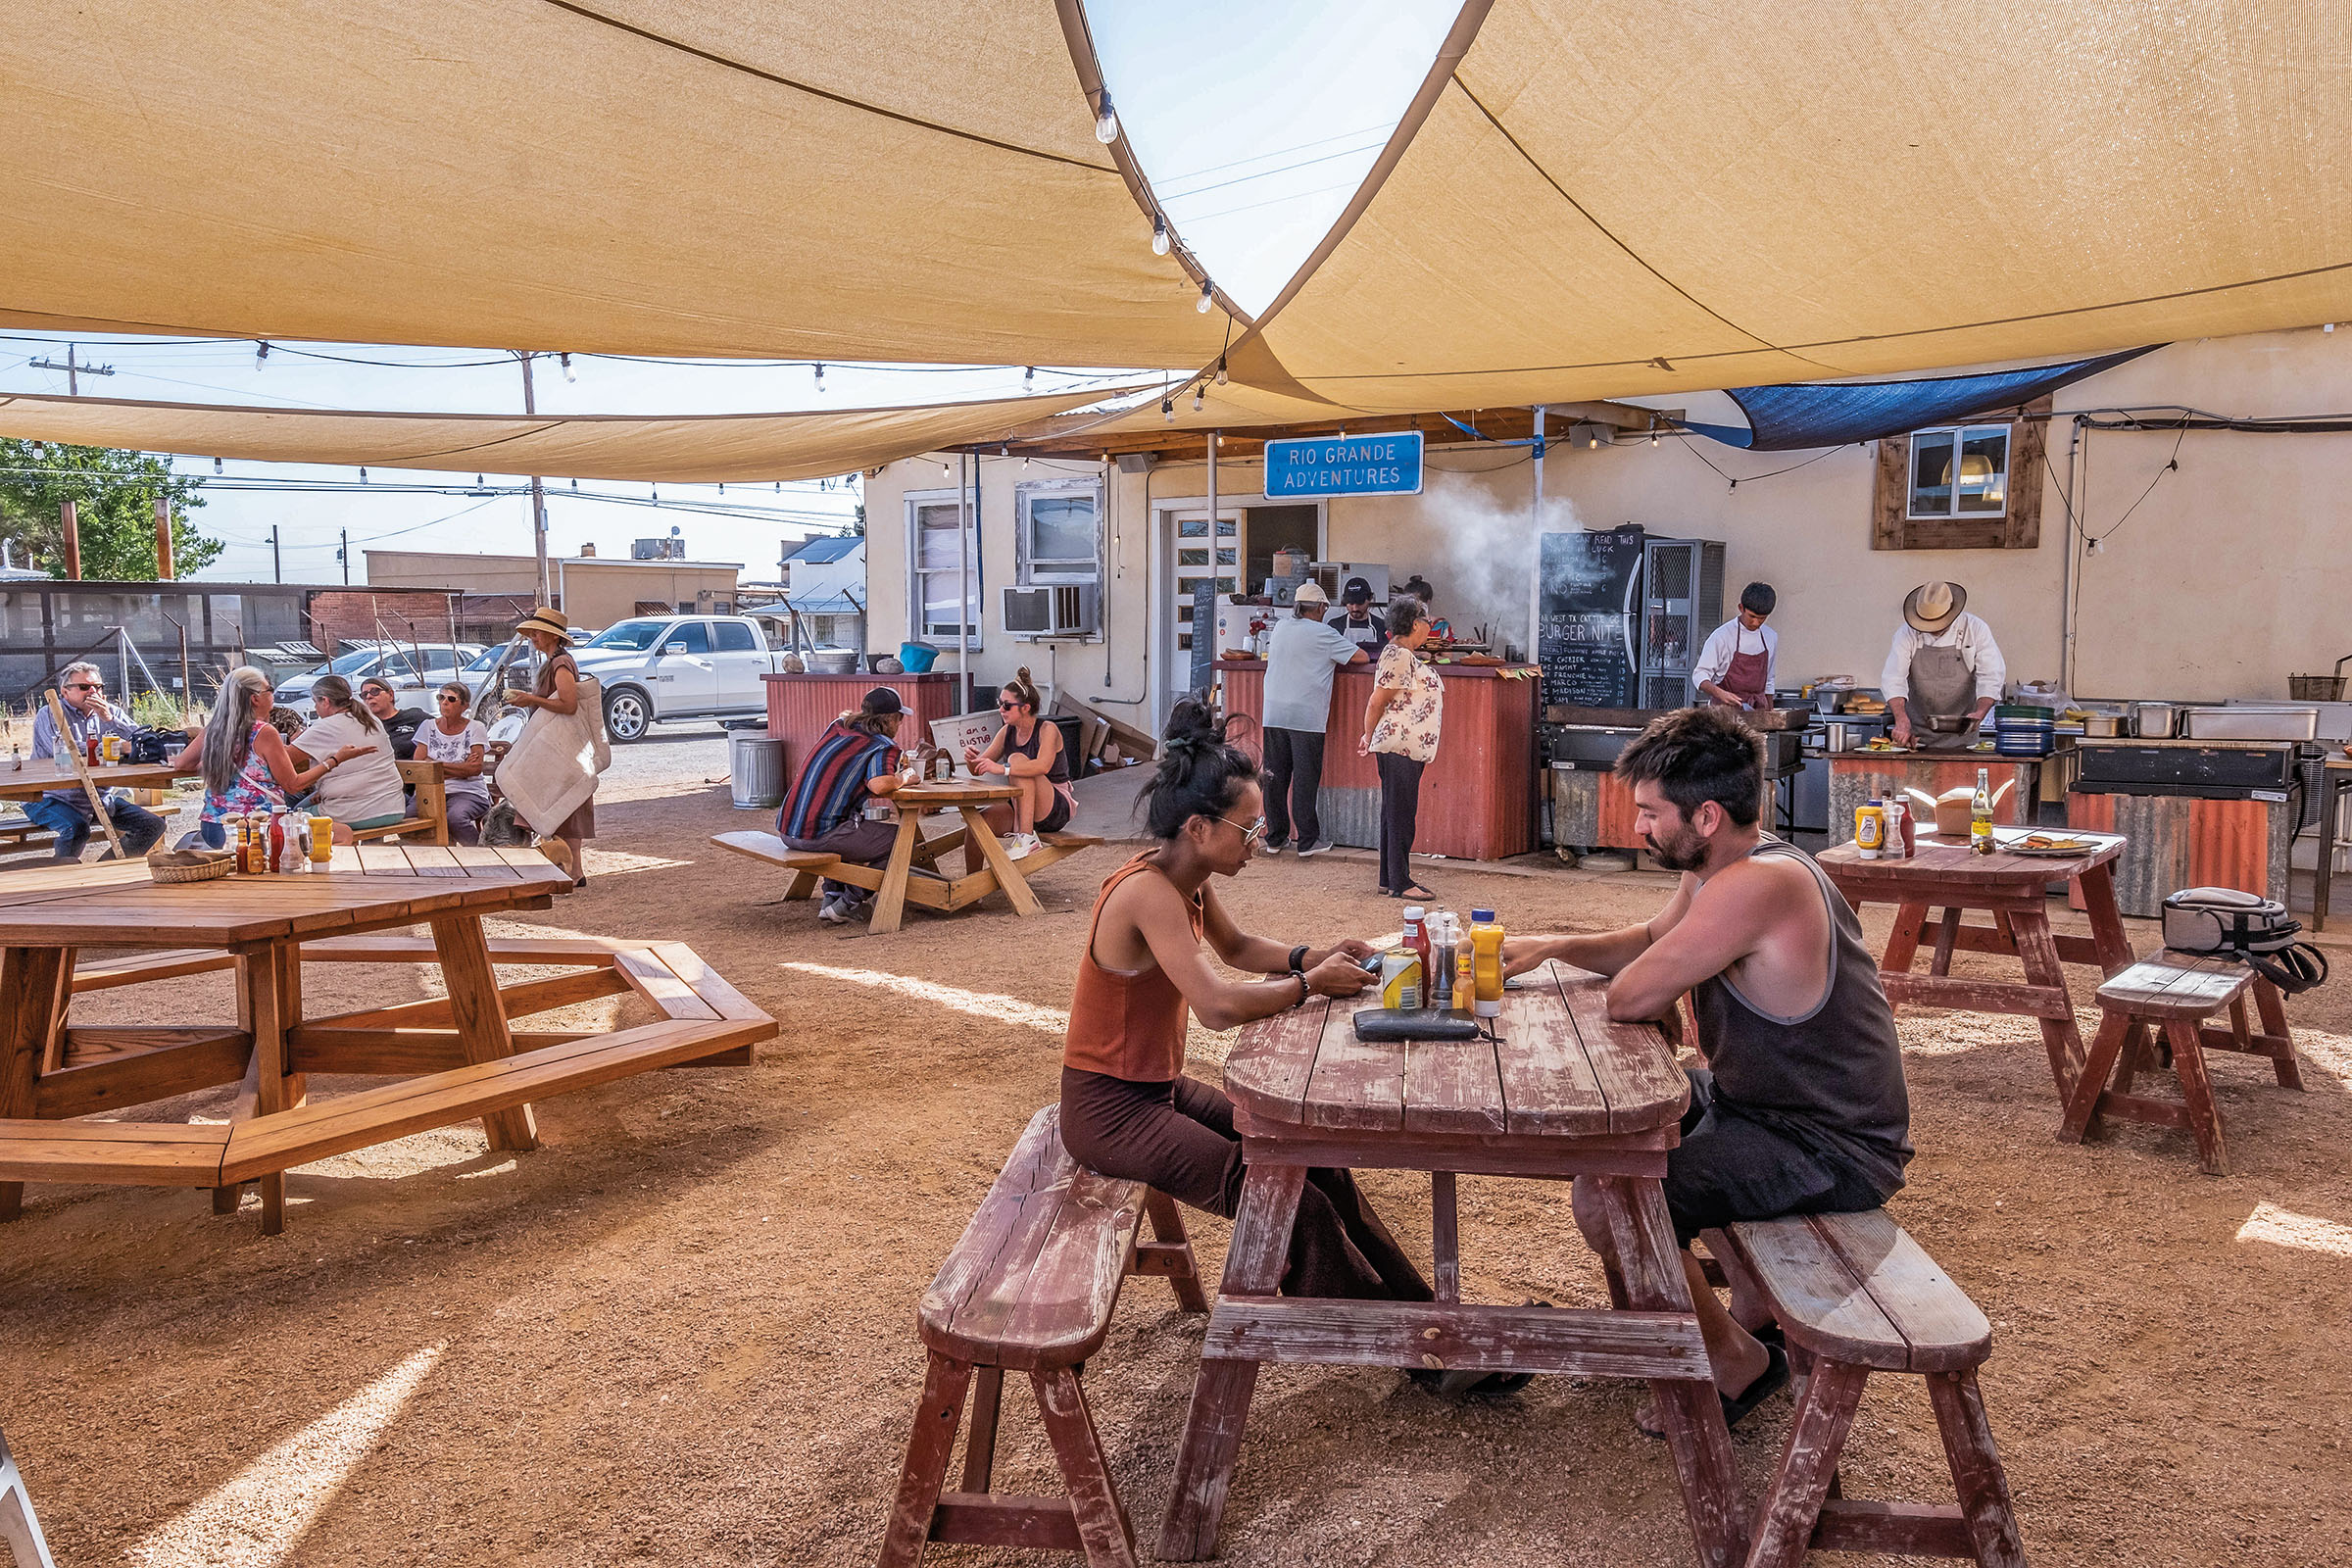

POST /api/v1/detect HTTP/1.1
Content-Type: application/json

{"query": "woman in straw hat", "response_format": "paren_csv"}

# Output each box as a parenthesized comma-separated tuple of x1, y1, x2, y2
(1882, 581, 2006, 750)
(501, 607, 597, 887)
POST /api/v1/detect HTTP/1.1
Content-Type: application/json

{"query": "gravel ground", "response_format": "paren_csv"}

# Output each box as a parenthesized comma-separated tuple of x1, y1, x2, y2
(2, 761, 2349, 1567)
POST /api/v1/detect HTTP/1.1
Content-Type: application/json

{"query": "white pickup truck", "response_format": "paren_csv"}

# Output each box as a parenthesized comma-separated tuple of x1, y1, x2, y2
(568, 613, 785, 741)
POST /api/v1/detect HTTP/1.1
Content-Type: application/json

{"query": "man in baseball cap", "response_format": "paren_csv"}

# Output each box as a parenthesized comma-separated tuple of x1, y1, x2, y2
(1884, 582, 2006, 749)
(1329, 576, 1390, 654)
(1261, 578, 1367, 856)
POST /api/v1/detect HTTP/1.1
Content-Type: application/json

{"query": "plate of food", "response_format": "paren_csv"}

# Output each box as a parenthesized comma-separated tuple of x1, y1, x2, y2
(1999, 831, 2103, 858)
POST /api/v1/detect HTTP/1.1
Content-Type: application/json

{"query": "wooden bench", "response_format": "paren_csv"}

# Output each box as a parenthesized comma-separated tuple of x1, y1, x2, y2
(0, 819, 59, 859)
(2059, 950, 2302, 1174)
(879, 1104, 1206, 1568)
(1702, 1210, 2025, 1568)
(0, 1426, 57, 1568)
(348, 760, 450, 845)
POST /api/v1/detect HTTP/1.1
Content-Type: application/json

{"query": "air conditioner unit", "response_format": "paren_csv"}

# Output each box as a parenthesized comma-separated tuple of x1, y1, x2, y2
(1002, 581, 1100, 638)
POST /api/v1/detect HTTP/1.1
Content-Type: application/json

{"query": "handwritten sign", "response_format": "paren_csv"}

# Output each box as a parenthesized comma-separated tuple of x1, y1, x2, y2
(1263, 432, 1424, 498)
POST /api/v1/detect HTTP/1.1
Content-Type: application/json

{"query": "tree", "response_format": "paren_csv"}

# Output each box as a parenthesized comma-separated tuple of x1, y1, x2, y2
(0, 439, 220, 580)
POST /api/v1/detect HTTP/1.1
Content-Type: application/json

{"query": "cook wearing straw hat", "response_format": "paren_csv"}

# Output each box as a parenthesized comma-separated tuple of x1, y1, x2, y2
(1883, 582, 2005, 750)
(501, 606, 598, 887)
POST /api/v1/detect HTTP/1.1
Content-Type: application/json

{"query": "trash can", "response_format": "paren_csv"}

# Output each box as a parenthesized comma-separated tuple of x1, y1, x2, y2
(729, 731, 787, 809)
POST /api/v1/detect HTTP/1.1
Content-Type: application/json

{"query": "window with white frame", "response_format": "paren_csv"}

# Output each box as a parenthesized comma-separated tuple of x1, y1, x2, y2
(1015, 480, 1102, 584)
(1907, 424, 2011, 518)
(907, 495, 981, 645)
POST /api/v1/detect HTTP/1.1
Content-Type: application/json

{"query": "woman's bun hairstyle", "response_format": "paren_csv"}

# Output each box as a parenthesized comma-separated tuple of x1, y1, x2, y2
(1139, 697, 1257, 839)
(1002, 666, 1043, 712)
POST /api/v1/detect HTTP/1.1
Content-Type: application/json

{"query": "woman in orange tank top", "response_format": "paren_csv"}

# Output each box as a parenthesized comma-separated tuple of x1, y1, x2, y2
(1058, 701, 1432, 1303)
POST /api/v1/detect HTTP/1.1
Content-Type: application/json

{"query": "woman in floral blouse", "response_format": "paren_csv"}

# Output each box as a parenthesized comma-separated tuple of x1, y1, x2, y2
(1359, 595, 1444, 899)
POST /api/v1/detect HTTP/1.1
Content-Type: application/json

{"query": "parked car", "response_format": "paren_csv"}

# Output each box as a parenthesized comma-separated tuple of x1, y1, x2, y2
(568, 614, 785, 740)
(273, 643, 484, 717)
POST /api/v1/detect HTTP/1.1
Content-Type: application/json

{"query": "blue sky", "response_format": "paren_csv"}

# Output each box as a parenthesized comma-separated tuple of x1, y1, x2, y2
(0, 0, 1454, 585)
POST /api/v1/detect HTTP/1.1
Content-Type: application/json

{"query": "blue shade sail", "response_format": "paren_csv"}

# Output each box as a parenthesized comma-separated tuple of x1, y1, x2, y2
(1692, 347, 2160, 451)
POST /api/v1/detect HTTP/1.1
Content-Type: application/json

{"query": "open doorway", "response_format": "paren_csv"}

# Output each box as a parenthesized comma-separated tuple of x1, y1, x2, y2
(1153, 500, 1324, 728)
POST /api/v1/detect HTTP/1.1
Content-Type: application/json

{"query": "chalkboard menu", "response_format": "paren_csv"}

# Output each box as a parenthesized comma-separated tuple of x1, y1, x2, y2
(1539, 527, 1644, 709)
(1189, 577, 1219, 700)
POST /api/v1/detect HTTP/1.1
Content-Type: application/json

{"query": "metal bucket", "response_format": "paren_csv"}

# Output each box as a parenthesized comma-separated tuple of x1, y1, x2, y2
(729, 732, 786, 809)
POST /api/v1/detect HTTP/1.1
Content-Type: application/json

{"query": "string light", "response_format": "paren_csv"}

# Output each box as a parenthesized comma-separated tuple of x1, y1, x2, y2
(1161, 399, 1175, 423)
(1215, 358, 1228, 386)
(1197, 280, 1214, 314)
(1192, 384, 1205, 414)
(1094, 93, 1119, 144)
(813, 363, 825, 392)
(1024, 366, 1036, 389)
(1649, 428, 1659, 447)
(254, 341, 270, 369)
(213, 457, 223, 473)
(360, 466, 368, 482)
(560, 353, 576, 383)
(1588, 430, 1599, 449)
(942, 459, 952, 476)
(1152, 215, 1170, 257)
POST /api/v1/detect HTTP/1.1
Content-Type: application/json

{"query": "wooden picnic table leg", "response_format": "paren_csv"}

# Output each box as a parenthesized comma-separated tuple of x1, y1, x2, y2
(429, 914, 539, 1152)
(2057, 1008, 2133, 1145)
(1881, 901, 1931, 975)
(867, 810, 925, 937)
(1033, 1365, 1141, 1568)
(2165, 1016, 2230, 1175)
(1156, 1161, 1305, 1562)
(1929, 906, 1963, 977)
(1143, 1190, 1210, 1314)
(2250, 975, 2304, 1090)
(0, 946, 72, 1224)
(1431, 1171, 1460, 1303)
(1925, 1369, 2030, 1568)
(1594, 1174, 1744, 1568)
(2008, 905, 2084, 1099)
(1743, 1358, 1870, 1568)
(876, 1349, 972, 1568)
(960, 1365, 1004, 1494)
(959, 806, 1044, 918)
(239, 942, 308, 1235)
(2075, 862, 2134, 977)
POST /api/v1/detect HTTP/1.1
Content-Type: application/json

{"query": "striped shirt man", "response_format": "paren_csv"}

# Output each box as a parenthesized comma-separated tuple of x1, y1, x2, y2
(779, 720, 902, 841)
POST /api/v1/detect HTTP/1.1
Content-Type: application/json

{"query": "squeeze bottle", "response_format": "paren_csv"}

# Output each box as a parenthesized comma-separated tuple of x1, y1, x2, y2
(1470, 908, 1505, 1019)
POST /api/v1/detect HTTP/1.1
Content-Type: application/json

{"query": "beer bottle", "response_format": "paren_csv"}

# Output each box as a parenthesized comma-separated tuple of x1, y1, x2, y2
(1971, 767, 1995, 856)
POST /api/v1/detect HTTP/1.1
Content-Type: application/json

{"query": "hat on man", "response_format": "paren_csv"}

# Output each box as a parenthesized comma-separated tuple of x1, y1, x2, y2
(860, 685, 906, 716)
(514, 606, 569, 641)
(1903, 581, 1967, 634)
(1293, 579, 1329, 607)
(1342, 576, 1375, 606)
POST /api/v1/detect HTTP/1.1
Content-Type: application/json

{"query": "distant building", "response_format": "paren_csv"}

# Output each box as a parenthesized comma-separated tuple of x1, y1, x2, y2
(768, 535, 865, 650)
(364, 549, 744, 632)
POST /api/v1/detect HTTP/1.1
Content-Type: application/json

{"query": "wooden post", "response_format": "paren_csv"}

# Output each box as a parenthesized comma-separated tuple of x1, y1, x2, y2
(41, 690, 125, 858)
(59, 501, 79, 581)
(154, 497, 174, 580)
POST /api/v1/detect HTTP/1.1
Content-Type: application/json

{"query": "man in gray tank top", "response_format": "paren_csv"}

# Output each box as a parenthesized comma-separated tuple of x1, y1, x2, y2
(1504, 706, 1911, 1432)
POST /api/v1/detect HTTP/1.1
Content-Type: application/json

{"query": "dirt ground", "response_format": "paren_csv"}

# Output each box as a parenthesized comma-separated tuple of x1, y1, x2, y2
(4, 775, 2350, 1568)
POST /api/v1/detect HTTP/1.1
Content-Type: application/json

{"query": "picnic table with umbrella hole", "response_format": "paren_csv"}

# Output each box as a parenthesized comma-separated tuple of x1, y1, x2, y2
(0, 844, 774, 1234)
(1815, 830, 2134, 1105)
(1157, 962, 1747, 1568)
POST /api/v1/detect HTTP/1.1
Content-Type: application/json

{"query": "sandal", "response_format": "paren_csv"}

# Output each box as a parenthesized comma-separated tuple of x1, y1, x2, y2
(1635, 1343, 1788, 1440)
(1397, 881, 1437, 902)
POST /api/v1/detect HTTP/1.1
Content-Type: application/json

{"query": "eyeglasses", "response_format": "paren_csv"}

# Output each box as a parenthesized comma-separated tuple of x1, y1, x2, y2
(437, 694, 466, 704)
(997, 699, 1024, 711)
(65, 682, 100, 692)
(1217, 812, 1267, 847)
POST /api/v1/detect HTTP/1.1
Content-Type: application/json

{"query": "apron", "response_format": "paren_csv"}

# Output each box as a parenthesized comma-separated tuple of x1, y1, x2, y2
(1717, 629, 1772, 709)
(1907, 640, 1979, 750)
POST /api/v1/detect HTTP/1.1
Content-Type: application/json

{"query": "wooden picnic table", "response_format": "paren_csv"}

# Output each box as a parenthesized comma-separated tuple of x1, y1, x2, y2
(0, 844, 774, 1235)
(805, 777, 1099, 936)
(1816, 830, 2133, 1102)
(1158, 962, 1746, 1568)
(0, 760, 188, 804)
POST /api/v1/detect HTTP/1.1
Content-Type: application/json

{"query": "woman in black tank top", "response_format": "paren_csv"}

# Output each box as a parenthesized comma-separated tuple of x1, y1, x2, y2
(962, 667, 1073, 858)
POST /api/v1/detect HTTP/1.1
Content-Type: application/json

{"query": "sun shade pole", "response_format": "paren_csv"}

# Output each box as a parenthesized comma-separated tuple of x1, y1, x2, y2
(957, 451, 972, 714)
(516, 352, 552, 609)
(1528, 405, 1545, 663)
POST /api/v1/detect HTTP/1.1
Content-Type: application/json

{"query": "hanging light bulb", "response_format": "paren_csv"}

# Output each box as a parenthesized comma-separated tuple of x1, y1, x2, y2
(717, 482, 725, 493)
(1022, 456, 1031, 470)
(652, 483, 660, 501)
(1588, 430, 1599, 449)
(813, 363, 826, 392)
(1161, 399, 1175, 423)
(1215, 358, 1229, 387)
(1094, 93, 1118, 144)
(775, 481, 783, 492)
(561, 352, 576, 383)
(476, 473, 485, 485)
(1649, 428, 1660, 447)
(1192, 384, 1205, 414)
(254, 340, 270, 369)
(942, 459, 953, 477)
(1024, 366, 1036, 389)
(1152, 214, 1170, 257)
(359, 466, 368, 483)
(213, 456, 223, 474)
(571, 478, 580, 490)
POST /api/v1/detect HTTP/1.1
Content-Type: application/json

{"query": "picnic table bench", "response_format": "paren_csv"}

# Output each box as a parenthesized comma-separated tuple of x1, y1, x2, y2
(0, 1425, 55, 1568)
(0, 847, 775, 1234)
(2060, 949, 2303, 1174)
(1704, 1211, 2025, 1568)
(879, 1104, 1205, 1568)
(713, 781, 1100, 935)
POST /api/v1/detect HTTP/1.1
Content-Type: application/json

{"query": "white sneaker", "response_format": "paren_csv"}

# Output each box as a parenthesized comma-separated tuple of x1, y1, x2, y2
(1298, 839, 1337, 858)
(817, 898, 848, 925)
(1004, 832, 1039, 861)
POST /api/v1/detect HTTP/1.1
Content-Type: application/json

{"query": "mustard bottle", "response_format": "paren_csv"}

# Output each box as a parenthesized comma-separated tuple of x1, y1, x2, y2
(1470, 907, 1506, 1019)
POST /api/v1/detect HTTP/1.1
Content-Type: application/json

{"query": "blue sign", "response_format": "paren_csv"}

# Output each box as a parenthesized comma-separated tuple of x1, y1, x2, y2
(1262, 431, 1424, 498)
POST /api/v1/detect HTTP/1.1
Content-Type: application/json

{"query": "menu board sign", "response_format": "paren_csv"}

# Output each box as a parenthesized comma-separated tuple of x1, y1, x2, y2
(1538, 528, 1644, 709)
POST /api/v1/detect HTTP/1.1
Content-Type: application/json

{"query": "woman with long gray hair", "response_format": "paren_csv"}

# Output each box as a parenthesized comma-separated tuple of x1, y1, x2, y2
(168, 666, 371, 848)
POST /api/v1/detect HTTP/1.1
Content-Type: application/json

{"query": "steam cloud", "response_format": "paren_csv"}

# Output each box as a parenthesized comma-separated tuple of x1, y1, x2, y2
(1418, 469, 1586, 657)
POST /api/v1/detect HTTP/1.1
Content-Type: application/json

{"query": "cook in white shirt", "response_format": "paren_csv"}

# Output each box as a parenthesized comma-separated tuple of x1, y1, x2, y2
(1692, 582, 1779, 710)
(1882, 581, 2006, 750)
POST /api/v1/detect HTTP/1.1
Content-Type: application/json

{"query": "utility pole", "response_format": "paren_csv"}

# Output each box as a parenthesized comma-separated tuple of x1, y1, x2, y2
(340, 528, 350, 585)
(27, 343, 115, 396)
(269, 523, 281, 584)
(515, 351, 553, 608)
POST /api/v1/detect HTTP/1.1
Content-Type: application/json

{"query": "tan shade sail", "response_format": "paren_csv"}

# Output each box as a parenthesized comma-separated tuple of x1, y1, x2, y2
(1250, 0, 2352, 411)
(0, 387, 1139, 483)
(0, 0, 1222, 367)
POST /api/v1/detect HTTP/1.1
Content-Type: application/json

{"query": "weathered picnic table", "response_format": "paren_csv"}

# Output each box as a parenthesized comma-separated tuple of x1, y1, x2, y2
(0, 760, 188, 804)
(1158, 962, 1745, 1568)
(1816, 830, 2133, 1102)
(0, 845, 774, 1234)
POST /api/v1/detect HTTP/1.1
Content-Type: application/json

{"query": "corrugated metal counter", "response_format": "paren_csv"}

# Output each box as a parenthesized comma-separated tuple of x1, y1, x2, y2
(1826, 752, 2041, 844)
(761, 671, 963, 780)
(1215, 658, 1539, 860)
(2065, 791, 2293, 917)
